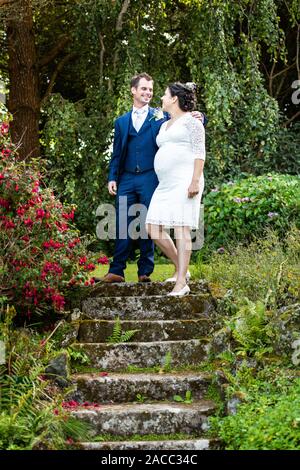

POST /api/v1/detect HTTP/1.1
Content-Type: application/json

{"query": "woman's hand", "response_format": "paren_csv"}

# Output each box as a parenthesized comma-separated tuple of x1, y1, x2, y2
(188, 180, 200, 198)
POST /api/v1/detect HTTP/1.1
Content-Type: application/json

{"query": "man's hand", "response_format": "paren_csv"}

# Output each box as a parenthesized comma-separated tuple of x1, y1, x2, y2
(191, 110, 204, 123)
(108, 181, 117, 196)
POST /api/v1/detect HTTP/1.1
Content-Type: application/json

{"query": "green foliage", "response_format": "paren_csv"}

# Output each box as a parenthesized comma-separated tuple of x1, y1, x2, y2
(67, 347, 90, 365)
(106, 316, 140, 344)
(0, 306, 90, 449)
(135, 393, 147, 404)
(173, 390, 193, 404)
(159, 351, 172, 373)
(35, 0, 299, 238)
(226, 298, 273, 356)
(195, 227, 300, 306)
(203, 173, 300, 252)
(209, 372, 300, 450)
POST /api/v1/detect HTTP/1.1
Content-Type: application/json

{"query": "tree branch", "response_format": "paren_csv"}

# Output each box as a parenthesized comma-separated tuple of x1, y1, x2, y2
(116, 0, 131, 32)
(39, 35, 71, 68)
(283, 110, 300, 127)
(296, 24, 300, 79)
(0, 0, 16, 6)
(98, 31, 105, 86)
(112, 0, 131, 81)
(268, 61, 276, 96)
(40, 52, 77, 106)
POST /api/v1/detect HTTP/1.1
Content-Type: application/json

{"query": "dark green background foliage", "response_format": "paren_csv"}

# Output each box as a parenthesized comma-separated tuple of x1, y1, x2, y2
(1, 0, 299, 241)
(204, 173, 300, 250)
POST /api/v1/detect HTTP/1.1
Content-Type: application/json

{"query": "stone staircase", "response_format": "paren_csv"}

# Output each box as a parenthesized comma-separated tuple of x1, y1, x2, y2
(69, 280, 221, 450)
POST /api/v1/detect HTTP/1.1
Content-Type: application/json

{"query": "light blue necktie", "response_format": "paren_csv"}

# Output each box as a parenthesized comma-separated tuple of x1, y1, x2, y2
(134, 109, 145, 132)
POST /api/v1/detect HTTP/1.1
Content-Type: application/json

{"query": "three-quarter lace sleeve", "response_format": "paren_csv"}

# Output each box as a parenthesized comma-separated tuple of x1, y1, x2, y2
(186, 115, 206, 160)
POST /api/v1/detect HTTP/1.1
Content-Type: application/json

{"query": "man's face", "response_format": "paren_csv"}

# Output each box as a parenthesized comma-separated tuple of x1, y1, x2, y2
(131, 78, 153, 106)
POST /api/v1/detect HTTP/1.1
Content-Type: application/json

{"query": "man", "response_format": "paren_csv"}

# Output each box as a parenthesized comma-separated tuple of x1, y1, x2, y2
(99, 73, 206, 283)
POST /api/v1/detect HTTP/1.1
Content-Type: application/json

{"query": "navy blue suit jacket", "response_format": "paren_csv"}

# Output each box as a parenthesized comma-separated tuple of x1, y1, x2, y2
(108, 107, 168, 183)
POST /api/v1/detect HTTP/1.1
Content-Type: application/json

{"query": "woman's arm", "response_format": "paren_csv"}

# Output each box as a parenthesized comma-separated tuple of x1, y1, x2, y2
(188, 159, 205, 198)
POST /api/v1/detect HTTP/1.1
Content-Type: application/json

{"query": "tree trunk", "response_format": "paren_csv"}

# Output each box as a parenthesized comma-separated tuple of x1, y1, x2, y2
(7, 0, 40, 160)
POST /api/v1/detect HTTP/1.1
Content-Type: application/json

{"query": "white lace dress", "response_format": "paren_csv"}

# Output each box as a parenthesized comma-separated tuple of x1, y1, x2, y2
(146, 113, 205, 229)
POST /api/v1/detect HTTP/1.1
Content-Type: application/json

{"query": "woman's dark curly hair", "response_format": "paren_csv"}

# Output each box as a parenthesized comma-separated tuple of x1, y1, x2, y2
(168, 82, 197, 112)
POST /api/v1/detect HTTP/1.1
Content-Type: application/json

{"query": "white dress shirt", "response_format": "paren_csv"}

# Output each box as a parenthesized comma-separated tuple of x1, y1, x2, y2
(132, 104, 149, 132)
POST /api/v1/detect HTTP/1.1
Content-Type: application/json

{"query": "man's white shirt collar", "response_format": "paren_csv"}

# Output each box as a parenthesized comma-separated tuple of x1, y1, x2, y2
(132, 104, 149, 114)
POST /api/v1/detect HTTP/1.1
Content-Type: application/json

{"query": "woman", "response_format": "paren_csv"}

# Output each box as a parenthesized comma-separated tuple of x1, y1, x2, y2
(145, 82, 205, 296)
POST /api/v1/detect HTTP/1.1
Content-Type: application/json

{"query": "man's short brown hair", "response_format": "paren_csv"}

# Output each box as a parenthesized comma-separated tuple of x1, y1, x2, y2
(130, 72, 153, 89)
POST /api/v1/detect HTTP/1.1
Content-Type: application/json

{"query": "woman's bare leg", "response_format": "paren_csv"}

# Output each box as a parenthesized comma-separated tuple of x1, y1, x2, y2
(172, 226, 191, 292)
(146, 224, 178, 274)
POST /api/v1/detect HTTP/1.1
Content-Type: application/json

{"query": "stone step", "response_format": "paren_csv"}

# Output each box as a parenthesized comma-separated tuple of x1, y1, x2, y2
(70, 372, 212, 403)
(71, 400, 215, 436)
(82, 294, 215, 320)
(89, 280, 210, 298)
(71, 340, 206, 370)
(78, 318, 211, 343)
(79, 439, 218, 450)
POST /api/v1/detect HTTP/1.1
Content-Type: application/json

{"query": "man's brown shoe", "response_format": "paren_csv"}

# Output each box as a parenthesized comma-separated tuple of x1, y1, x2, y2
(138, 275, 151, 283)
(94, 273, 125, 283)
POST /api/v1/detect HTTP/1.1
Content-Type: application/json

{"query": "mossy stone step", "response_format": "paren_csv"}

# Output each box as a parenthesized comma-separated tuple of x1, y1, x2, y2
(79, 439, 218, 450)
(71, 400, 216, 436)
(71, 339, 206, 370)
(70, 371, 212, 403)
(88, 280, 210, 298)
(82, 293, 215, 320)
(78, 318, 212, 343)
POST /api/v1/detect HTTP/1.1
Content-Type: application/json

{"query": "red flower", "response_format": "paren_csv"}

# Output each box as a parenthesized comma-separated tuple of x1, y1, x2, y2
(97, 256, 109, 265)
(24, 218, 33, 227)
(17, 207, 26, 216)
(1, 148, 12, 158)
(0, 198, 10, 209)
(36, 208, 46, 219)
(99, 372, 108, 377)
(0, 122, 9, 134)
(62, 209, 75, 220)
(55, 221, 68, 232)
(4, 219, 15, 229)
(84, 263, 95, 271)
(79, 256, 87, 265)
(51, 293, 65, 310)
(66, 438, 75, 445)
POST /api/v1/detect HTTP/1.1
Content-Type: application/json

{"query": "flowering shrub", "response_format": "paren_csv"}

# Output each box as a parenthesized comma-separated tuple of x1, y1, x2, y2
(204, 173, 300, 252)
(0, 111, 108, 317)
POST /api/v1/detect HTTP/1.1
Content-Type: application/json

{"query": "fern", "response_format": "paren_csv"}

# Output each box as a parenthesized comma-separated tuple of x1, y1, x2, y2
(0, 307, 91, 449)
(106, 317, 140, 344)
(159, 351, 172, 373)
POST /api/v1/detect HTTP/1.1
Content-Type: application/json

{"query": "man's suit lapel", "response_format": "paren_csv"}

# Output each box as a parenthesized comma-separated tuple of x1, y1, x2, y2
(149, 107, 167, 143)
(120, 111, 131, 152)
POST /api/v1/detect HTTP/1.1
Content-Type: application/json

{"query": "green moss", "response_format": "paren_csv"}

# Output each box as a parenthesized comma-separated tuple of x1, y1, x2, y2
(92, 433, 200, 442)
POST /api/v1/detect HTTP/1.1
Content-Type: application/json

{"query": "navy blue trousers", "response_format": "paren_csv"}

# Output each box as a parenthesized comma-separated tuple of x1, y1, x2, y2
(109, 170, 159, 277)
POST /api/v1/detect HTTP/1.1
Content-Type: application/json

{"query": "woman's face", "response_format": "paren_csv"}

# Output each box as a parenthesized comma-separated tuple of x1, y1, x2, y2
(161, 87, 176, 112)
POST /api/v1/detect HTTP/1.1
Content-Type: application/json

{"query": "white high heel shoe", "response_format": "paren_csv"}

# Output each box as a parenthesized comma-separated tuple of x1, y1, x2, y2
(167, 284, 190, 297)
(165, 271, 191, 283)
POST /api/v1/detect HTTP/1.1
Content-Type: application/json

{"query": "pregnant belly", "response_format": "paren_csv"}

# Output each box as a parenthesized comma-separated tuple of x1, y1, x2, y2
(154, 145, 194, 176)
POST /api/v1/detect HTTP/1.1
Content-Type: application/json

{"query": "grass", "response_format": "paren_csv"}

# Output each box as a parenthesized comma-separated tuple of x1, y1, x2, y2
(91, 263, 197, 283)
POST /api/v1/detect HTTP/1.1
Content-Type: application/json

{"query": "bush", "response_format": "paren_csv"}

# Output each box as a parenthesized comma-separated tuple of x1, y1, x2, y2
(209, 372, 300, 450)
(203, 173, 300, 252)
(0, 111, 108, 318)
(194, 228, 300, 306)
